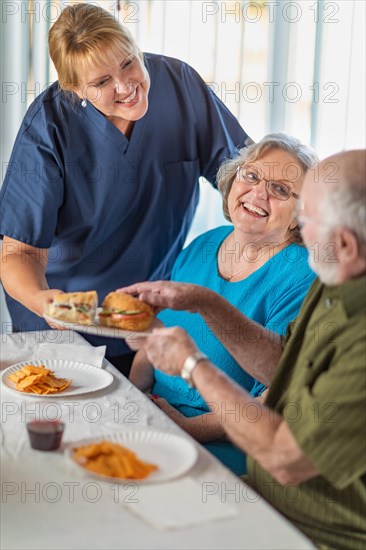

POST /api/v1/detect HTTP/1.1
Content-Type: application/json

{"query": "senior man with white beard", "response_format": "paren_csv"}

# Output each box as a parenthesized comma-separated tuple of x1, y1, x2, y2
(120, 149, 366, 550)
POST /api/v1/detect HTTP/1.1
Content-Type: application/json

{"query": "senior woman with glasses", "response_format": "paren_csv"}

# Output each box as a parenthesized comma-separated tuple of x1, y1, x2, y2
(122, 133, 318, 475)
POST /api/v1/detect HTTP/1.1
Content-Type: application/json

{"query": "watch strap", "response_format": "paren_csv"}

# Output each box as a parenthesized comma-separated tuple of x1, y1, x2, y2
(181, 351, 208, 388)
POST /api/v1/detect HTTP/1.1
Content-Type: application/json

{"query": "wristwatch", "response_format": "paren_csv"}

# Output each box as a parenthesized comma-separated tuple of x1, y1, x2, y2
(181, 351, 208, 388)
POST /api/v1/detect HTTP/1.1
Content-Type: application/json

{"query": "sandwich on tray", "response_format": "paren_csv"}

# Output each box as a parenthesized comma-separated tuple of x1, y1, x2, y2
(45, 291, 98, 325)
(99, 292, 154, 332)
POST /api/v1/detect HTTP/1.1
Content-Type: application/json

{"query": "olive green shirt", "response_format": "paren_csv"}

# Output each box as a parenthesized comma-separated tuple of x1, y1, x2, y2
(248, 276, 366, 549)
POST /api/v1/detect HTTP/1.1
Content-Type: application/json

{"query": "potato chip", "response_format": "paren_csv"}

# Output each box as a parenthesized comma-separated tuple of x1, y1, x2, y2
(8, 365, 72, 394)
(73, 440, 158, 479)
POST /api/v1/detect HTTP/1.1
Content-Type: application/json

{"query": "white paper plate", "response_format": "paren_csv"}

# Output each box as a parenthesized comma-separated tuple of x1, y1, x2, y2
(66, 430, 198, 484)
(43, 308, 152, 339)
(1, 359, 114, 398)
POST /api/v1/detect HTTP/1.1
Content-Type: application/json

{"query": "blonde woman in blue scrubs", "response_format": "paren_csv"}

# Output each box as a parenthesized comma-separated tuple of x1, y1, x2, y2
(0, 3, 250, 373)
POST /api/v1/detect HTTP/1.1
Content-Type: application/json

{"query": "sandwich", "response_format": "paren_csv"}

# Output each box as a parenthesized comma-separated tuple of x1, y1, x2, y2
(45, 291, 98, 325)
(99, 292, 154, 331)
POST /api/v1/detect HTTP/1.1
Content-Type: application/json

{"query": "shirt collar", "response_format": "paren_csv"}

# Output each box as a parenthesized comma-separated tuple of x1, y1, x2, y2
(324, 275, 366, 318)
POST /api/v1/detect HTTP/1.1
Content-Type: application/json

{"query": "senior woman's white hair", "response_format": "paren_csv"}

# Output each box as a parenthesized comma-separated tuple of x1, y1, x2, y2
(217, 132, 319, 244)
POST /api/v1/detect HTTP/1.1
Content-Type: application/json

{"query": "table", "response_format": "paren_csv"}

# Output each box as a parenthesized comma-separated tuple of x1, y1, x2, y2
(0, 331, 314, 549)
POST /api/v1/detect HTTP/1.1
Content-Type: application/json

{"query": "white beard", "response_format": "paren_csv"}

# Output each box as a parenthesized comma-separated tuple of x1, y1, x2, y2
(308, 254, 340, 285)
(307, 230, 340, 285)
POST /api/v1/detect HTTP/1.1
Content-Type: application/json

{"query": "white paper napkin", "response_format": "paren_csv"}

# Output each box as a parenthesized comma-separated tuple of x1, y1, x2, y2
(33, 342, 106, 368)
(0, 334, 36, 369)
(125, 477, 238, 530)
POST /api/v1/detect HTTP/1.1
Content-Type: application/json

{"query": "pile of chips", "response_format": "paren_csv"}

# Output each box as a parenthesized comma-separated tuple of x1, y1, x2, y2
(8, 365, 72, 395)
(72, 440, 158, 479)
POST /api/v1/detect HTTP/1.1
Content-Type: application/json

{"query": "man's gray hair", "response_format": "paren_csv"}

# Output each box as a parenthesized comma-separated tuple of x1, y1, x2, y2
(323, 153, 366, 252)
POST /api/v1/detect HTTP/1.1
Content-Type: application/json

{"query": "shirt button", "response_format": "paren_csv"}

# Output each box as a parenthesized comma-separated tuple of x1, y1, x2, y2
(324, 298, 333, 308)
(306, 359, 313, 368)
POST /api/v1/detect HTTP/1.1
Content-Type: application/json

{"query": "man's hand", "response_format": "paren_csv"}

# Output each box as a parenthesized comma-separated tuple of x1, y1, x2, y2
(124, 318, 164, 351)
(144, 327, 198, 376)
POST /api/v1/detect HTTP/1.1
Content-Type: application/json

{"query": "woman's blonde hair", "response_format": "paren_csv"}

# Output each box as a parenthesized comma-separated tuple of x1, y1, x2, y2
(48, 3, 141, 91)
(217, 133, 319, 244)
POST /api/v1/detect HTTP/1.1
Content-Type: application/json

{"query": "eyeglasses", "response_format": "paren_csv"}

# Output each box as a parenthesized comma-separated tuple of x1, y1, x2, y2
(236, 165, 300, 201)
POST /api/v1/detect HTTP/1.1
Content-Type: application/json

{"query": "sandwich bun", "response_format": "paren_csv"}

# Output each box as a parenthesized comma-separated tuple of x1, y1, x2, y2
(45, 291, 98, 325)
(99, 292, 154, 331)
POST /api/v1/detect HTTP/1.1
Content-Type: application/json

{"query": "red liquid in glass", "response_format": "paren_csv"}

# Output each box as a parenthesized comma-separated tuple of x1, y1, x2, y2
(27, 421, 64, 451)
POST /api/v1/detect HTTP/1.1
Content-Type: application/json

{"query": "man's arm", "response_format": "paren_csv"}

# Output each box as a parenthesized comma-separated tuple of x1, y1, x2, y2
(143, 327, 319, 485)
(192, 359, 319, 483)
(120, 281, 282, 386)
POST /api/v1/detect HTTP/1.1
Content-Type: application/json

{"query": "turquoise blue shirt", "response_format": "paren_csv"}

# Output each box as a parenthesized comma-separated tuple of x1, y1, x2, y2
(153, 226, 316, 474)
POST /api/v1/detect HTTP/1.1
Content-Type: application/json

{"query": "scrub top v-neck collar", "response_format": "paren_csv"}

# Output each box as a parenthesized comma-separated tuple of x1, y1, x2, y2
(79, 100, 148, 156)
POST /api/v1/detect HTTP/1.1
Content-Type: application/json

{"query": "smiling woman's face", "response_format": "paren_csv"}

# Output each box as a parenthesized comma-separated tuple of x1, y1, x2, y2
(227, 148, 303, 244)
(74, 48, 150, 123)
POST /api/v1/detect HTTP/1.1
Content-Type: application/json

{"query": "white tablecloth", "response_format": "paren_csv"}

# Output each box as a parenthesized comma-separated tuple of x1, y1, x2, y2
(0, 331, 314, 549)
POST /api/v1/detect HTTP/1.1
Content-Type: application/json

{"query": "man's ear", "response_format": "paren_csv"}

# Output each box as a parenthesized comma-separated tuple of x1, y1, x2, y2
(337, 227, 359, 264)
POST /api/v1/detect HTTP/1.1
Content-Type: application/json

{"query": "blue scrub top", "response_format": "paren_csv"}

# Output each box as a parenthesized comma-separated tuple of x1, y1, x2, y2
(0, 53, 250, 356)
